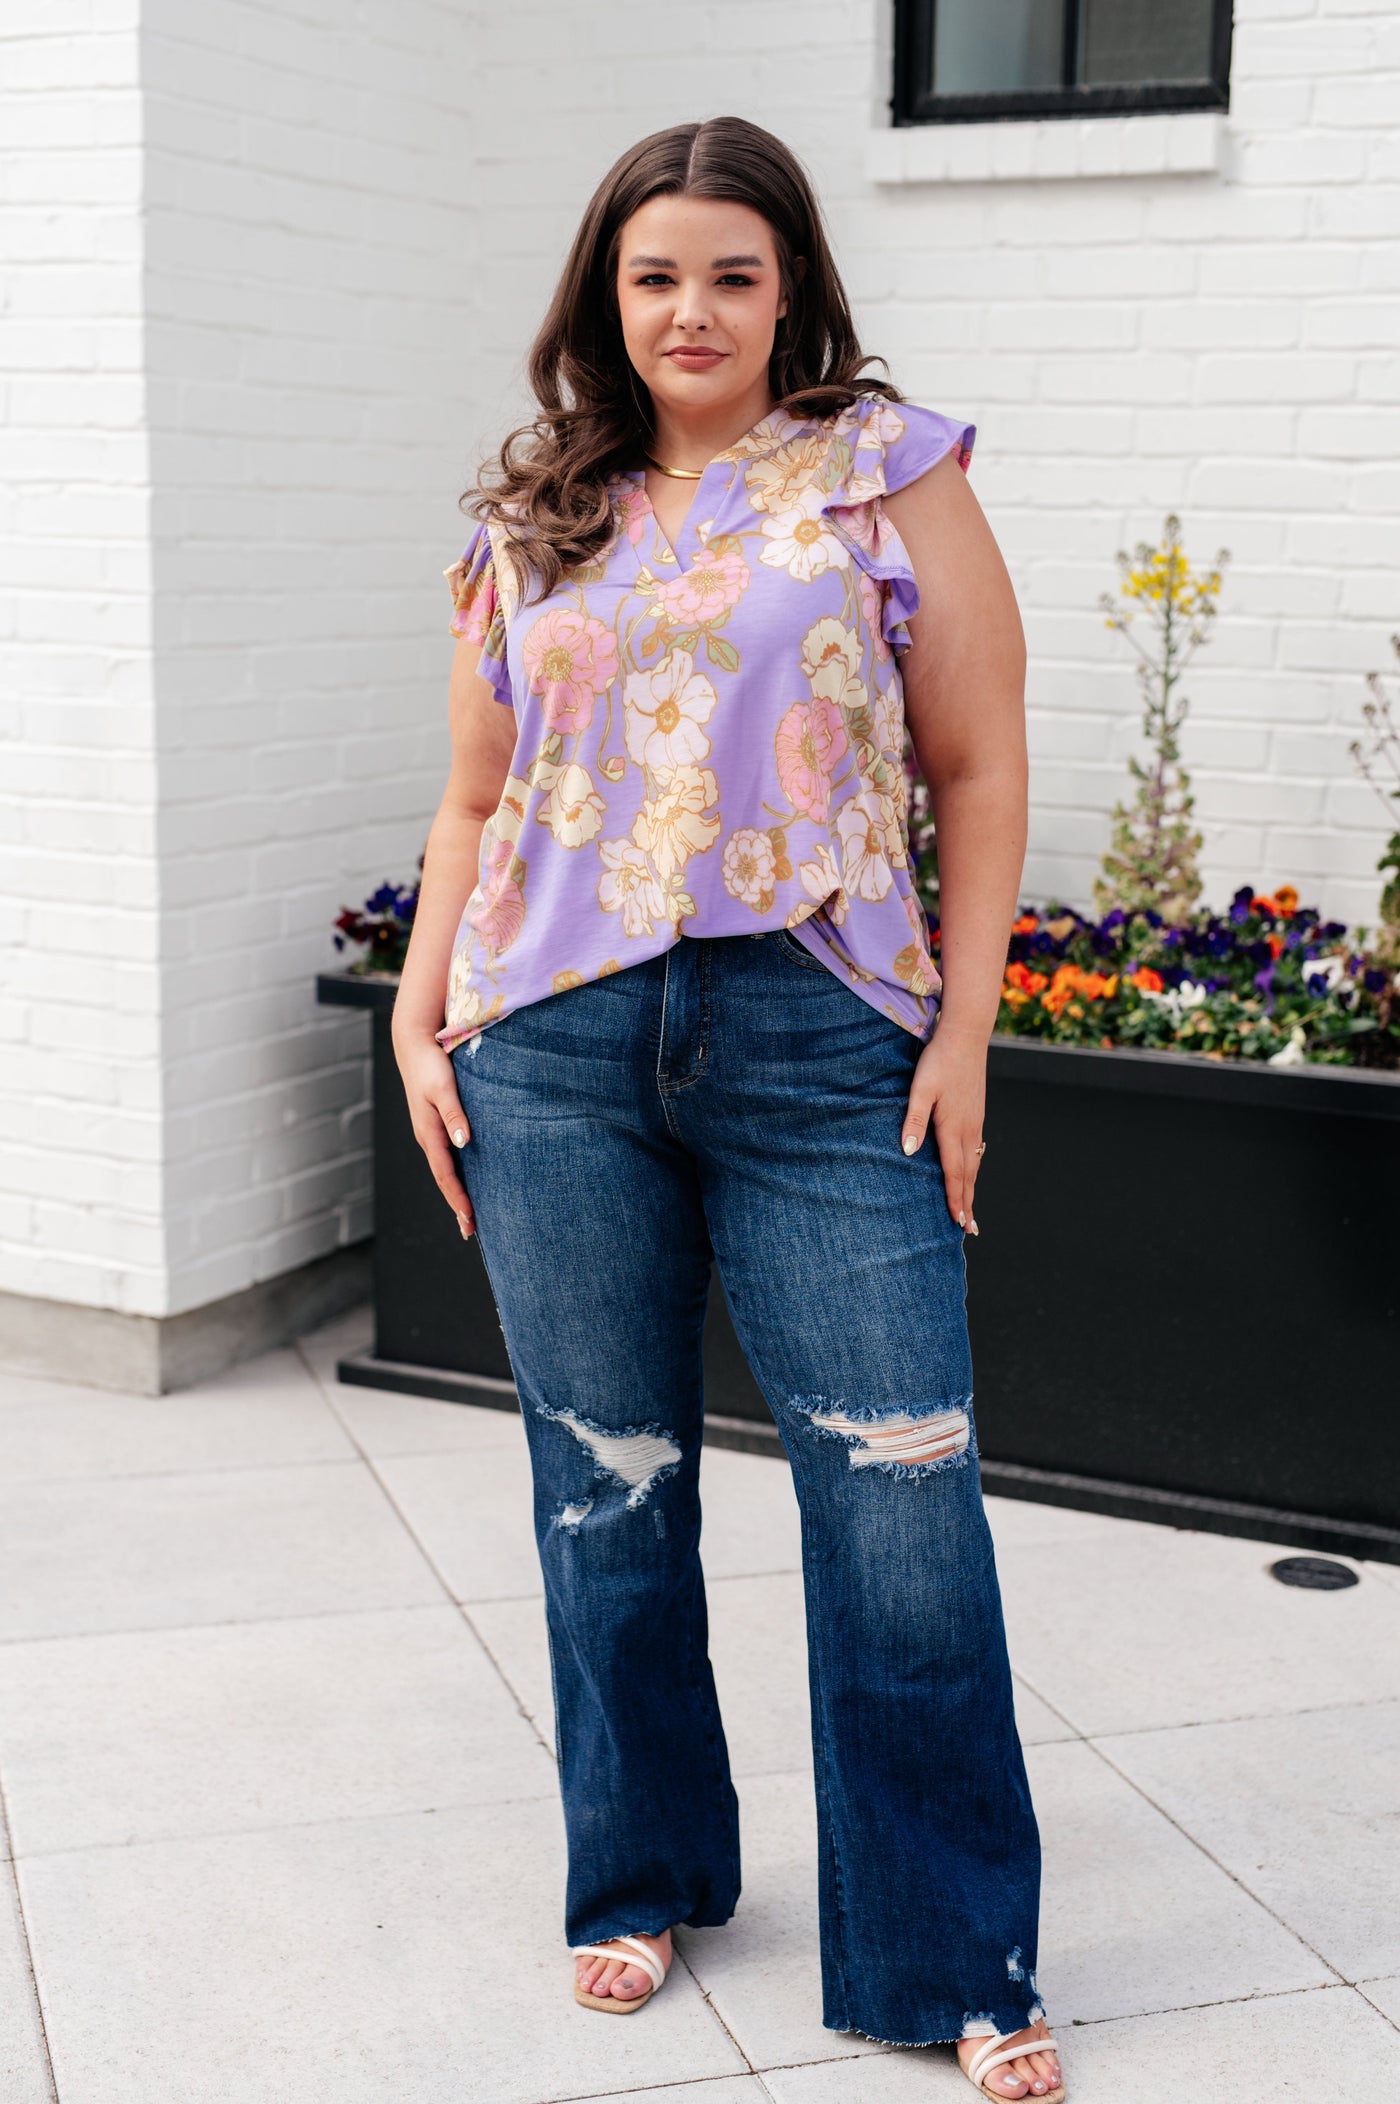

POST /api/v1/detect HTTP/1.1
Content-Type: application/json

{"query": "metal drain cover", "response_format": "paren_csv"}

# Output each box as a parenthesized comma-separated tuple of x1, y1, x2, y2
(1269, 1555, 1359, 1590)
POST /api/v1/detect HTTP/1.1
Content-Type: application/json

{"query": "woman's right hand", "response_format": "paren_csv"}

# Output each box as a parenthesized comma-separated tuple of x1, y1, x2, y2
(393, 1027, 475, 1239)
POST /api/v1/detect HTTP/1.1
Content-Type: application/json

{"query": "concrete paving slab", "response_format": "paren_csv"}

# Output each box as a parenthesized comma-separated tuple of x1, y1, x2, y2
(995, 1523, 1400, 1734)
(18, 1802, 746, 2104)
(763, 1983, 1400, 2100)
(555, 2082, 768, 2104)
(0, 1349, 353, 1483)
(1098, 1699, 1400, 1983)
(376, 1445, 543, 1602)
(6, 1326, 1379, 2100)
(299, 1306, 530, 1457)
(0, 1606, 555, 1858)
(0, 1461, 441, 1641)
(333, 1386, 529, 1457)
(697, 1445, 803, 1580)
(1029, 1739, 1330, 2023)
(1009, 1676, 1077, 1747)
(675, 1770, 888, 2073)
(0, 1870, 52, 2104)
(1358, 1973, 1400, 2025)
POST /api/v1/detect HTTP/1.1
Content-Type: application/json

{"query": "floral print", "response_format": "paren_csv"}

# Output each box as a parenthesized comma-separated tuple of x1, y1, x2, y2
(521, 606, 617, 733)
(438, 397, 975, 1050)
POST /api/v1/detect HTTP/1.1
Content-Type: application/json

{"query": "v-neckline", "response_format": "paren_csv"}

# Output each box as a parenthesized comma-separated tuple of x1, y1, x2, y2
(634, 462, 720, 571)
(622, 405, 812, 572)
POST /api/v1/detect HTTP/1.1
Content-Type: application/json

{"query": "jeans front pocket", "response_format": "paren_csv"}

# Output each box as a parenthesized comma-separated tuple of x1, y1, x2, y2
(772, 926, 841, 977)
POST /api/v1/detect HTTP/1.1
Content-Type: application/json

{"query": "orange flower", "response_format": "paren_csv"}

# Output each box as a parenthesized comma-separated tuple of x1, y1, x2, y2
(1005, 961, 1050, 995)
(1251, 893, 1277, 916)
(1274, 885, 1298, 918)
(1267, 932, 1284, 958)
(1102, 974, 1119, 998)
(1010, 913, 1038, 936)
(1001, 985, 1030, 1009)
(1130, 967, 1164, 993)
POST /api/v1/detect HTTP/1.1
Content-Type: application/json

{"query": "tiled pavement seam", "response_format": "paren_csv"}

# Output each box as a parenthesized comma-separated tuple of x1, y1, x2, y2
(0, 1767, 59, 2102)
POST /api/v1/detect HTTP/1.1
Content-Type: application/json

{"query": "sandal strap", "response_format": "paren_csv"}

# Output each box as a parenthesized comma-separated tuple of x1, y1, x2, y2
(967, 2033, 1059, 2087)
(570, 1936, 666, 1992)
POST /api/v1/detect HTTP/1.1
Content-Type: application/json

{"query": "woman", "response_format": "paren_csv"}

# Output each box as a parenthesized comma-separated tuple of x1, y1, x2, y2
(393, 117, 1064, 2103)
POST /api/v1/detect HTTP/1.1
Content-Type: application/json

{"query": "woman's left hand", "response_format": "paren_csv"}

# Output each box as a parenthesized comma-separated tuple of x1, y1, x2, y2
(901, 1025, 987, 1234)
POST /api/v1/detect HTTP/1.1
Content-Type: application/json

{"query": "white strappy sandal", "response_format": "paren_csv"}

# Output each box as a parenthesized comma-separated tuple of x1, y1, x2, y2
(570, 1933, 669, 2014)
(963, 2027, 1065, 2101)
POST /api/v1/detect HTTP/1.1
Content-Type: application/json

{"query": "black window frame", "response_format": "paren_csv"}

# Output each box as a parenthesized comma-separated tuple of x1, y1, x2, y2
(892, 0, 1234, 126)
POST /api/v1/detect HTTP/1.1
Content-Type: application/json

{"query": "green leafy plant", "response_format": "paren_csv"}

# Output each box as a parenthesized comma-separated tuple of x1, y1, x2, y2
(1093, 515, 1228, 926)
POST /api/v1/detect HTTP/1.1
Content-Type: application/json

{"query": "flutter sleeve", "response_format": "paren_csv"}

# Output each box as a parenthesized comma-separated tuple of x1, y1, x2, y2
(826, 397, 977, 654)
(444, 519, 512, 706)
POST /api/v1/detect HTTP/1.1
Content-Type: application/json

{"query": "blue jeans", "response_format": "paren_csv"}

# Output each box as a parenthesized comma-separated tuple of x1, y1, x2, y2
(450, 932, 1043, 2045)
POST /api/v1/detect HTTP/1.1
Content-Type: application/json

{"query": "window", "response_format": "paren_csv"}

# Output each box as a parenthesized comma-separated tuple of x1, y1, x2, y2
(893, 0, 1233, 125)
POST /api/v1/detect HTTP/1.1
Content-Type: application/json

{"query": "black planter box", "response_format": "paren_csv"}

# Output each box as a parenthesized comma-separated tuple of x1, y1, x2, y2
(318, 971, 1400, 1564)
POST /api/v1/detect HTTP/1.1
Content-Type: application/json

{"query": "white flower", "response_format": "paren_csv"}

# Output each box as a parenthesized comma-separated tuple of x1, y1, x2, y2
(1269, 1026, 1309, 1067)
(759, 491, 850, 584)
(630, 765, 720, 881)
(799, 616, 866, 712)
(596, 839, 666, 939)
(835, 791, 896, 902)
(722, 827, 777, 907)
(535, 761, 605, 848)
(1140, 978, 1207, 1025)
(798, 842, 848, 926)
(623, 650, 717, 777)
(743, 433, 826, 515)
(1303, 953, 1349, 995)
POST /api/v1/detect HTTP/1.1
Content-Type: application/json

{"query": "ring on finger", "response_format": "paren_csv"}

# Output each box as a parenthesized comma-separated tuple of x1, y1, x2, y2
(975, 1140, 987, 1156)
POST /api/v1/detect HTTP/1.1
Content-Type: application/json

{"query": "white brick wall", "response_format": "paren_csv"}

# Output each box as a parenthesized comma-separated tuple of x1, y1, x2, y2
(140, 0, 476, 1314)
(0, 2, 162, 1313)
(3, 0, 476, 1318)
(4, 0, 1399, 1322)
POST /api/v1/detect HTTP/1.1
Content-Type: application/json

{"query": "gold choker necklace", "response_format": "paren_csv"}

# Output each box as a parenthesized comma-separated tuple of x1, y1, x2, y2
(645, 455, 705, 481)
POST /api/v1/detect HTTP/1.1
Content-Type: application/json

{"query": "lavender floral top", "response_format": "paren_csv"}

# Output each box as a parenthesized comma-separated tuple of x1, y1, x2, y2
(437, 396, 975, 1052)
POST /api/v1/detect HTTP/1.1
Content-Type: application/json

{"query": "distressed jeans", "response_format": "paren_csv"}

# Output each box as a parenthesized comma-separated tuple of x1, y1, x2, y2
(450, 931, 1044, 2045)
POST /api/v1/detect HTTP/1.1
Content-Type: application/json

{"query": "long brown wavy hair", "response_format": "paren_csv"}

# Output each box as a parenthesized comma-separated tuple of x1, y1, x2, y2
(464, 117, 901, 603)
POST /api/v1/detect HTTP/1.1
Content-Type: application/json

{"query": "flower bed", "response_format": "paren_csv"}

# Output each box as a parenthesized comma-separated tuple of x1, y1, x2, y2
(926, 887, 1398, 1071)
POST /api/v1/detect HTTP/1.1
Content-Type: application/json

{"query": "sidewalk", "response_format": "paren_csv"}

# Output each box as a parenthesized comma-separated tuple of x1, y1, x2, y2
(2, 1306, 1398, 2103)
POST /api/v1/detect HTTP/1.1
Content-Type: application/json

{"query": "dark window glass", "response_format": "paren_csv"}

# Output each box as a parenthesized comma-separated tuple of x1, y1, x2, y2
(895, 0, 1232, 123)
(1079, 0, 1215, 87)
(934, 0, 1066, 97)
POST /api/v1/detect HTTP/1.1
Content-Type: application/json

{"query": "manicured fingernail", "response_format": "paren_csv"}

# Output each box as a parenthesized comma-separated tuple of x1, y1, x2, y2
(902, 1134, 918, 1155)
(958, 1210, 966, 1227)
(968, 1218, 980, 1237)
(452, 1128, 466, 1146)
(457, 1215, 472, 1239)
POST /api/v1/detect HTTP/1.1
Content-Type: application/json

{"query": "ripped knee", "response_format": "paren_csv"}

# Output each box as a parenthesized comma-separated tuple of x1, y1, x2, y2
(539, 1406, 682, 1509)
(791, 1395, 974, 1477)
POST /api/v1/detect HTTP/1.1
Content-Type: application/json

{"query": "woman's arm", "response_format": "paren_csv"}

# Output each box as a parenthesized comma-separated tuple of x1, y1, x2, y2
(882, 451, 1029, 1232)
(391, 641, 518, 1236)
